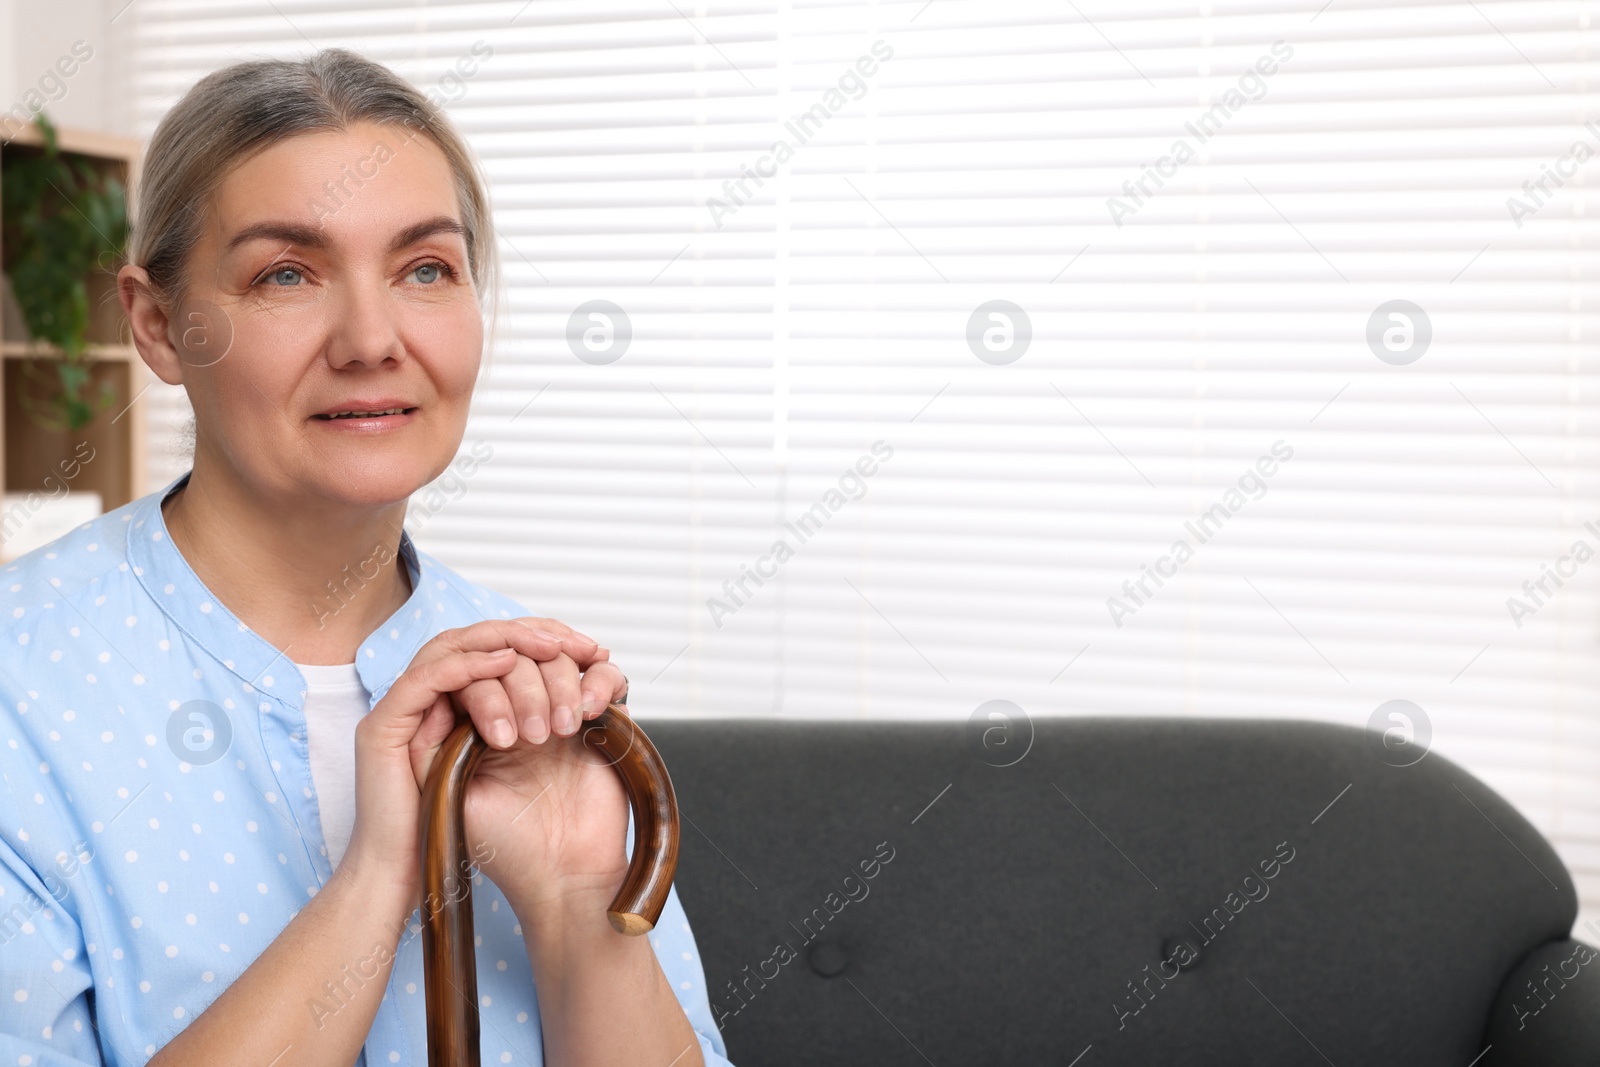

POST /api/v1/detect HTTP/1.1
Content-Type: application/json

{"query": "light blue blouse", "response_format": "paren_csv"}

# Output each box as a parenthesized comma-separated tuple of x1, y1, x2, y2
(0, 470, 733, 1067)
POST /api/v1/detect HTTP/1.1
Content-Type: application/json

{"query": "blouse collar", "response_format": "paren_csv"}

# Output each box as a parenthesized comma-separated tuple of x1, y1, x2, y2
(125, 469, 433, 709)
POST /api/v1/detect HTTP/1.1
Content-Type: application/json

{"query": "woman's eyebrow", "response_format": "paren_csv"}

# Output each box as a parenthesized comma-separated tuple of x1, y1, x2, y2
(224, 215, 466, 255)
(387, 215, 466, 253)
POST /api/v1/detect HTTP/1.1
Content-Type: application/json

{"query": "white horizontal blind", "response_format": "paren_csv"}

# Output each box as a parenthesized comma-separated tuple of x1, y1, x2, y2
(130, 0, 1600, 937)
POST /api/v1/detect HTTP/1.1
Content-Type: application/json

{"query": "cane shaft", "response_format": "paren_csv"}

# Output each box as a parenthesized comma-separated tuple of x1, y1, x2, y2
(418, 703, 678, 1067)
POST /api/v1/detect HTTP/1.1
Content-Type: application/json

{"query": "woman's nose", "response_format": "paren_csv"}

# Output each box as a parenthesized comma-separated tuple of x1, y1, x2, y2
(326, 276, 406, 368)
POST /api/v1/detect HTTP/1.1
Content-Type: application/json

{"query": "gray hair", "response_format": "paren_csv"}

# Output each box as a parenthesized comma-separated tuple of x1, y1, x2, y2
(130, 47, 503, 451)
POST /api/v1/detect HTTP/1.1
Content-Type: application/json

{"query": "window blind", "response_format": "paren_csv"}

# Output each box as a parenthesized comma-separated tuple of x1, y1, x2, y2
(128, 0, 1600, 938)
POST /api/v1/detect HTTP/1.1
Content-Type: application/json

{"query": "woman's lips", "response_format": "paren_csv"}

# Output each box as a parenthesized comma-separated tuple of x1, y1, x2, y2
(310, 407, 418, 431)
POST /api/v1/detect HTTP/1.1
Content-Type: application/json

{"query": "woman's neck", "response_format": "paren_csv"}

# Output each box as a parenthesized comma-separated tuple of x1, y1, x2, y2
(161, 457, 415, 666)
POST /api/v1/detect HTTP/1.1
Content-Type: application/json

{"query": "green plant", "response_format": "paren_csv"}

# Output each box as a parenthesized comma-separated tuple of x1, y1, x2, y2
(2, 110, 128, 432)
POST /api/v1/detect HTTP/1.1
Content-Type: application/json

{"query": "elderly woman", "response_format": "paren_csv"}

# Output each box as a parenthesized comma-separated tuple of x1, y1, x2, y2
(0, 47, 730, 1067)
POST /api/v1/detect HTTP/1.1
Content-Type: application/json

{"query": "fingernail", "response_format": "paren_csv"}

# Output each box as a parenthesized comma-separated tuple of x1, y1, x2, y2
(491, 720, 515, 747)
(578, 697, 595, 716)
(553, 706, 573, 734)
(523, 716, 548, 744)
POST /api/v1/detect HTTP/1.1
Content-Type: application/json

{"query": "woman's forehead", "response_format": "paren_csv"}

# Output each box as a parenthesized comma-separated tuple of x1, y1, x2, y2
(206, 123, 460, 247)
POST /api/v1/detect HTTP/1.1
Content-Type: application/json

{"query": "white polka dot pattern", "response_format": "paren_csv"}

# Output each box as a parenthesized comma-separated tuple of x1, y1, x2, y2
(0, 472, 732, 1066)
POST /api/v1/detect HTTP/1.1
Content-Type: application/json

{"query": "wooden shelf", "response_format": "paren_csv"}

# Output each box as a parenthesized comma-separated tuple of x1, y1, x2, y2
(0, 121, 143, 564)
(0, 341, 137, 361)
(3, 123, 141, 166)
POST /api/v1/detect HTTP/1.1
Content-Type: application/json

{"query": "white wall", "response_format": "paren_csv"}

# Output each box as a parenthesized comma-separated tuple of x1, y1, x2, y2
(4, 0, 132, 138)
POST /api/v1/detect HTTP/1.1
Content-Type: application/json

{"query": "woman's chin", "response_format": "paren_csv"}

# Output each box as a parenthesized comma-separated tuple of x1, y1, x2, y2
(299, 456, 447, 509)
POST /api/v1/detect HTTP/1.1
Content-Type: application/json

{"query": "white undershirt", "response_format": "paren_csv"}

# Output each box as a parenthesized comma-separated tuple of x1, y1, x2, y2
(294, 660, 369, 870)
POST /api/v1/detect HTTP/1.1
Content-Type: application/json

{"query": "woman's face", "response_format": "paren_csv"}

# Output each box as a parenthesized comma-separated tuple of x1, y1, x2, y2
(127, 119, 484, 509)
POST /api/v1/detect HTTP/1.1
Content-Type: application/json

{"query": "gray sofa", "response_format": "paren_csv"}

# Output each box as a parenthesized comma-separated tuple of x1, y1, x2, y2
(645, 717, 1600, 1066)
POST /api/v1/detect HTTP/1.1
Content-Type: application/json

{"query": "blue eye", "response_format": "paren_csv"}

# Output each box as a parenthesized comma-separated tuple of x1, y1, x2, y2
(265, 267, 302, 286)
(411, 262, 453, 284)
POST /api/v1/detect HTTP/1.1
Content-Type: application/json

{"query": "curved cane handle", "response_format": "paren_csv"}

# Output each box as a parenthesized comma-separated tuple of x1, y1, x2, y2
(417, 702, 679, 1067)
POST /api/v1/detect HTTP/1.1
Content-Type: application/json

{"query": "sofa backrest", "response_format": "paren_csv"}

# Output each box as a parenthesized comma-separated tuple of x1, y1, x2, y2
(644, 717, 1576, 1067)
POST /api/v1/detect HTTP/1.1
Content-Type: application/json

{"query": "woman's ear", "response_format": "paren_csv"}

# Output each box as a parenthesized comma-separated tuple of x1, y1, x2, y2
(119, 263, 185, 386)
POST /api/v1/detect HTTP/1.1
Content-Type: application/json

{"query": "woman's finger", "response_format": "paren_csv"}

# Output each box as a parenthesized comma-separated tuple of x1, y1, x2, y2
(499, 654, 553, 744)
(576, 659, 627, 721)
(512, 617, 603, 665)
(450, 677, 519, 749)
(538, 652, 585, 736)
(418, 620, 566, 666)
(360, 648, 518, 751)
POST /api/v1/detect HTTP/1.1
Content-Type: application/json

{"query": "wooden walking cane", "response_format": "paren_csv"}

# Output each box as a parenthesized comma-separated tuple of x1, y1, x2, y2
(416, 701, 680, 1066)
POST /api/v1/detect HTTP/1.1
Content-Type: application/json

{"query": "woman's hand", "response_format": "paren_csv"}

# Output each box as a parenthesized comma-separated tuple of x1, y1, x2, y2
(406, 619, 633, 914)
(447, 616, 626, 745)
(343, 619, 567, 913)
